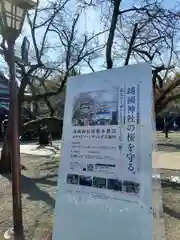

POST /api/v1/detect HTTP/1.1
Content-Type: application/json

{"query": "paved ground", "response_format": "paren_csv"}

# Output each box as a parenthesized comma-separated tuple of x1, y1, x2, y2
(0, 142, 60, 240)
(153, 151, 180, 170)
(154, 132, 180, 240)
(0, 134, 180, 239)
(0, 140, 61, 157)
(153, 132, 180, 170)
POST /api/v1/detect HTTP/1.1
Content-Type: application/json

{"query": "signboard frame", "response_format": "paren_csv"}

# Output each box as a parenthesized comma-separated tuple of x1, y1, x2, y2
(53, 62, 153, 240)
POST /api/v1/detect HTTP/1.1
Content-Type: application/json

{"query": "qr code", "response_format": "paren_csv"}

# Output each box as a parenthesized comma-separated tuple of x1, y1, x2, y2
(87, 164, 94, 172)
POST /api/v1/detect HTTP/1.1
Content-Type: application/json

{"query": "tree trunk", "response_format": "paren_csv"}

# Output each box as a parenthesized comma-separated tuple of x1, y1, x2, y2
(0, 137, 11, 173)
(165, 127, 169, 138)
(0, 96, 13, 173)
(106, 0, 122, 69)
(0, 89, 25, 174)
(163, 117, 169, 138)
(164, 123, 169, 138)
(0, 100, 12, 173)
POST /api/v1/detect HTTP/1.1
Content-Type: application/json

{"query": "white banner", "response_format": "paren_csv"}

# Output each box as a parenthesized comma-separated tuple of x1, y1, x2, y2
(53, 63, 153, 240)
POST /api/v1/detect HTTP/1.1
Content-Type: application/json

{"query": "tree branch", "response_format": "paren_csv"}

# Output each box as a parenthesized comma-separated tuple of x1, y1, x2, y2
(124, 23, 138, 65)
(106, 0, 122, 69)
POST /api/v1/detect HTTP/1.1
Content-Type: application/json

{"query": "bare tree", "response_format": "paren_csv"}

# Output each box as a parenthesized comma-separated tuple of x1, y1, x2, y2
(82, 0, 180, 137)
(23, 0, 106, 100)
(0, 0, 105, 173)
(100, 0, 180, 114)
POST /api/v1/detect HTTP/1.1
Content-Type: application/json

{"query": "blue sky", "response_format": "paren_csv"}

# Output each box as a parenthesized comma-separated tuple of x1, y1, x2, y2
(0, 0, 179, 75)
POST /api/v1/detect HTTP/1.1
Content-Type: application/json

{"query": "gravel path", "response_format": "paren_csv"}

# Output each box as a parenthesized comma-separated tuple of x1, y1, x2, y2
(0, 149, 59, 240)
(157, 132, 180, 240)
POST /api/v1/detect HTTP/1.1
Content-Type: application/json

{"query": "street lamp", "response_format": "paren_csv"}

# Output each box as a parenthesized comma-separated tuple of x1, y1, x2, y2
(0, 0, 37, 41)
(0, 1, 37, 240)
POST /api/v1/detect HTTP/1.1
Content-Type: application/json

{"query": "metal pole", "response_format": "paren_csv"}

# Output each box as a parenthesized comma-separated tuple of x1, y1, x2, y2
(6, 39, 24, 240)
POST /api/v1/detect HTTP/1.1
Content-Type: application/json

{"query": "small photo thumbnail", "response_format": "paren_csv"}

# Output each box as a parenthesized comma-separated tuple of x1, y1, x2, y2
(107, 179, 122, 191)
(66, 174, 79, 185)
(93, 177, 107, 189)
(79, 176, 92, 187)
(123, 181, 140, 194)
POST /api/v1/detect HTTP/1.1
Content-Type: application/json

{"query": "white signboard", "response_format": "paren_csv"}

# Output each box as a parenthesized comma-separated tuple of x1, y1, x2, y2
(53, 63, 153, 240)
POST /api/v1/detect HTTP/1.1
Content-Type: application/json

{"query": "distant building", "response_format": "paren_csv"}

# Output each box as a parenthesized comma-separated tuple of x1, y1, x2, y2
(0, 71, 35, 138)
(0, 72, 9, 121)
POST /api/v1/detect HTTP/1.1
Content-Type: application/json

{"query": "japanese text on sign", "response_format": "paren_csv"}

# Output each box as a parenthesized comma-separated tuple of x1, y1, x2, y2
(72, 128, 117, 140)
(126, 86, 137, 174)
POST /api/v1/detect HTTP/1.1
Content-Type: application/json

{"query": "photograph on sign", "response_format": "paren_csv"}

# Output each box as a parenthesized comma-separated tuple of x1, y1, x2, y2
(52, 63, 154, 240)
(72, 90, 118, 126)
